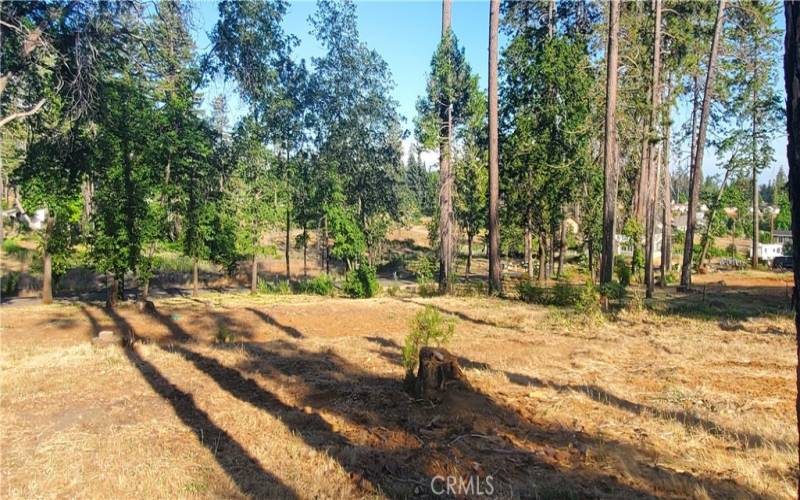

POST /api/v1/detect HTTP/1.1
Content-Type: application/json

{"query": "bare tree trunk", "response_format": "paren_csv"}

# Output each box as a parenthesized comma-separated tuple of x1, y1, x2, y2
(323, 216, 330, 275)
(524, 222, 532, 278)
(782, 5, 800, 494)
(680, 0, 726, 290)
(557, 219, 566, 278)
(42, 251, 52, 304)
(106, 275, 118, 309)
(0, 163, 4, 247)
(192, 258, 199, 297)
(660, 84, 673, 286)
(438, 0, 455, 294)
(752, 49, 760, 269)
(547, 226, 555, 279)
(538, 232, 546, 282)
(251, 254, 258, 294)
(600, 0, 621, 285)
(466, 233, 473, 278)
(548, 0, 555, 38)
(644, 0, 663, 299)
(285, 207, 291, 282)
(302, 223, 308, 278)
(488, 0, 502, 294)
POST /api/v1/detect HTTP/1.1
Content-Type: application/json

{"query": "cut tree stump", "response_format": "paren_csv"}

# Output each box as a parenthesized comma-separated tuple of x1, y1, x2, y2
(410, 347, 470, 400)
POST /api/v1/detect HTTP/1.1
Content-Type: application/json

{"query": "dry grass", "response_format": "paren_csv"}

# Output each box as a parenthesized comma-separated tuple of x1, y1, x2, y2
(0, 272, 797, 498)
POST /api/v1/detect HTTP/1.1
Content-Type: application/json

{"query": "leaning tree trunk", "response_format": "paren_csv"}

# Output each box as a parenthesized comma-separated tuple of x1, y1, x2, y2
(644, 0, 663, 299)
(680, 0, 726, 290)
(487, 0, 502, 294)
(600, 0, 621, 285)
(698, 168, 731, 268)
(782, 4, 800, 495)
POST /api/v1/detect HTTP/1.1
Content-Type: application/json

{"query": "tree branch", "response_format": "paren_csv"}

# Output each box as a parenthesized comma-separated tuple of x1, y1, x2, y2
(0, 98, 46, 128)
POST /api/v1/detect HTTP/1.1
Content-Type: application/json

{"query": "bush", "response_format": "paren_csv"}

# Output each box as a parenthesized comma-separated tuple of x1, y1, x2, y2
(516, 277, 546, 304)
(215, 324, 236, 343)
(1, 272, 20, 298)
(343, 265, 380, 298)
(600, 281, 626, 301)
(575, 280, 600, 315)
(614, 255, 631, 287)
(257, 279, 291, 295)
(401, 305, 455, 372)
(386, 284, 400, 297)
(294, 274, 334, 296)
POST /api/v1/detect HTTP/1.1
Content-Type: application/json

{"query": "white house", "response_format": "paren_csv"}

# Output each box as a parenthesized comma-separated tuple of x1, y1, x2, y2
(748, 243, 784, 263)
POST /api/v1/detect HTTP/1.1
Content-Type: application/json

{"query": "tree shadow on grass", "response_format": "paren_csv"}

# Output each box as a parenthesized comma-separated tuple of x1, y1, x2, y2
(245, 307, 305, 339)
(82, 304, 770, 498)
(656, 284, 792, 322)
(395, 297, 522, 332)
(368, 337, 790, 454)
(80, 306, 298, 499)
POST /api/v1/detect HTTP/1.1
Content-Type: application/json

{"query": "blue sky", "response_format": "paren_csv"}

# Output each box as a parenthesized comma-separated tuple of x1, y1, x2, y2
(190, 0, 787, 183)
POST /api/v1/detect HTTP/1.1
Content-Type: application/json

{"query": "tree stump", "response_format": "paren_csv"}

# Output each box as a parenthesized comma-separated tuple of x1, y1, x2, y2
(410, 347, 470, 400)
(136, 299, 156, 315)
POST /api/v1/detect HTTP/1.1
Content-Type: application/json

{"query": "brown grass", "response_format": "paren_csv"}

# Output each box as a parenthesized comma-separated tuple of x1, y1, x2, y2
(0, 272, 797, 498)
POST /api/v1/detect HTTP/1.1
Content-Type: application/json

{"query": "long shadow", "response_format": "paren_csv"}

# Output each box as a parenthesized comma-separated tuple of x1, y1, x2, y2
(245, 307, 305, 339)
(657, 284, 792, 321)
(80, 306, 297, 499)
(233, 340, 766, 499)
(395, 297, 522, 332)
(82, 304, 771, 498)
(368, 319, 790, 453)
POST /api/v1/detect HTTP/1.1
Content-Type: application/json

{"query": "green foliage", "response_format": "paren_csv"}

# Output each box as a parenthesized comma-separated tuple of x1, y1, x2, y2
(215, 324, 237, 344)
(294, 275, 335, 296)
(343, 265, 380, 299)
(257, 279, 292, 295)
(1, 272, 21, 297)
(614, 255, 632, 288)
(401, 305, 455, 372)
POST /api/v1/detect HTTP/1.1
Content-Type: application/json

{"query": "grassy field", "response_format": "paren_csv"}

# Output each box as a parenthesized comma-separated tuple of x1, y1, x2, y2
(0, 269, 796, 499)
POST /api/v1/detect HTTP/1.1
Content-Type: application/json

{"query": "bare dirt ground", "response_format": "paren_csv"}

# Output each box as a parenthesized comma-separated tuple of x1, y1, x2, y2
(0, 271, 797, 499)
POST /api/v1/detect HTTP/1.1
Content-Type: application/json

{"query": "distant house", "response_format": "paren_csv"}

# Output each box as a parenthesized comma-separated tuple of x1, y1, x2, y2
(748, 243, 784, 263)
(614, 225, 662, 259)
(774, 230, 792, 247)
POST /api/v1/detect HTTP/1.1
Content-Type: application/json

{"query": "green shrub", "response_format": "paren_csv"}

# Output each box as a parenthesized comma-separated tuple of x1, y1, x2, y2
(294, 275, 334, 296)
(575, 280, 600, 315)
(343, 265, 380, 298)
(257, 279, 291, 295)
(600, 281, 627, 301)
(215, 324, 236, 343)
(1, 272, 20, 297)
(1, 238, 28, 260)
(401, 305, 455, 372)
(516, 277, 546, 304)
(614, 255, 631, 287)
(411, 254, 435, 284)
(386, 284, 400, 297)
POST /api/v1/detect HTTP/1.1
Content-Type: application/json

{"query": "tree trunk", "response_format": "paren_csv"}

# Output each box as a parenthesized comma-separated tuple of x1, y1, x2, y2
(547, 226, 555, 279)
(781, 5, 800, 495)
(488, 0, 502, 294)
(660, 85, 673, 286)
(699, 169, 730, 268)
(538, 232, 546, 282)
(752, 49, 760, 269)
(42, 251, 52, 304)
(192, 258, 199, 297)
(0, 162, 4, 247)
(106, 275, 118, 309)
(524, 223, 533, 278)
(557, 219, 566, 279)
(324, 216, 330, 275)
(438, 0, 455, 295)
(142, 279, 150, 301)
(285, 207, 291, 282)
(466, 233, 473, 278)
(251, 254, 258, 294)
(302, 223, 308, 278)
(680, 0, 726, 290)
(644, 0, 663, 299)
(600, 0, 621, 285)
